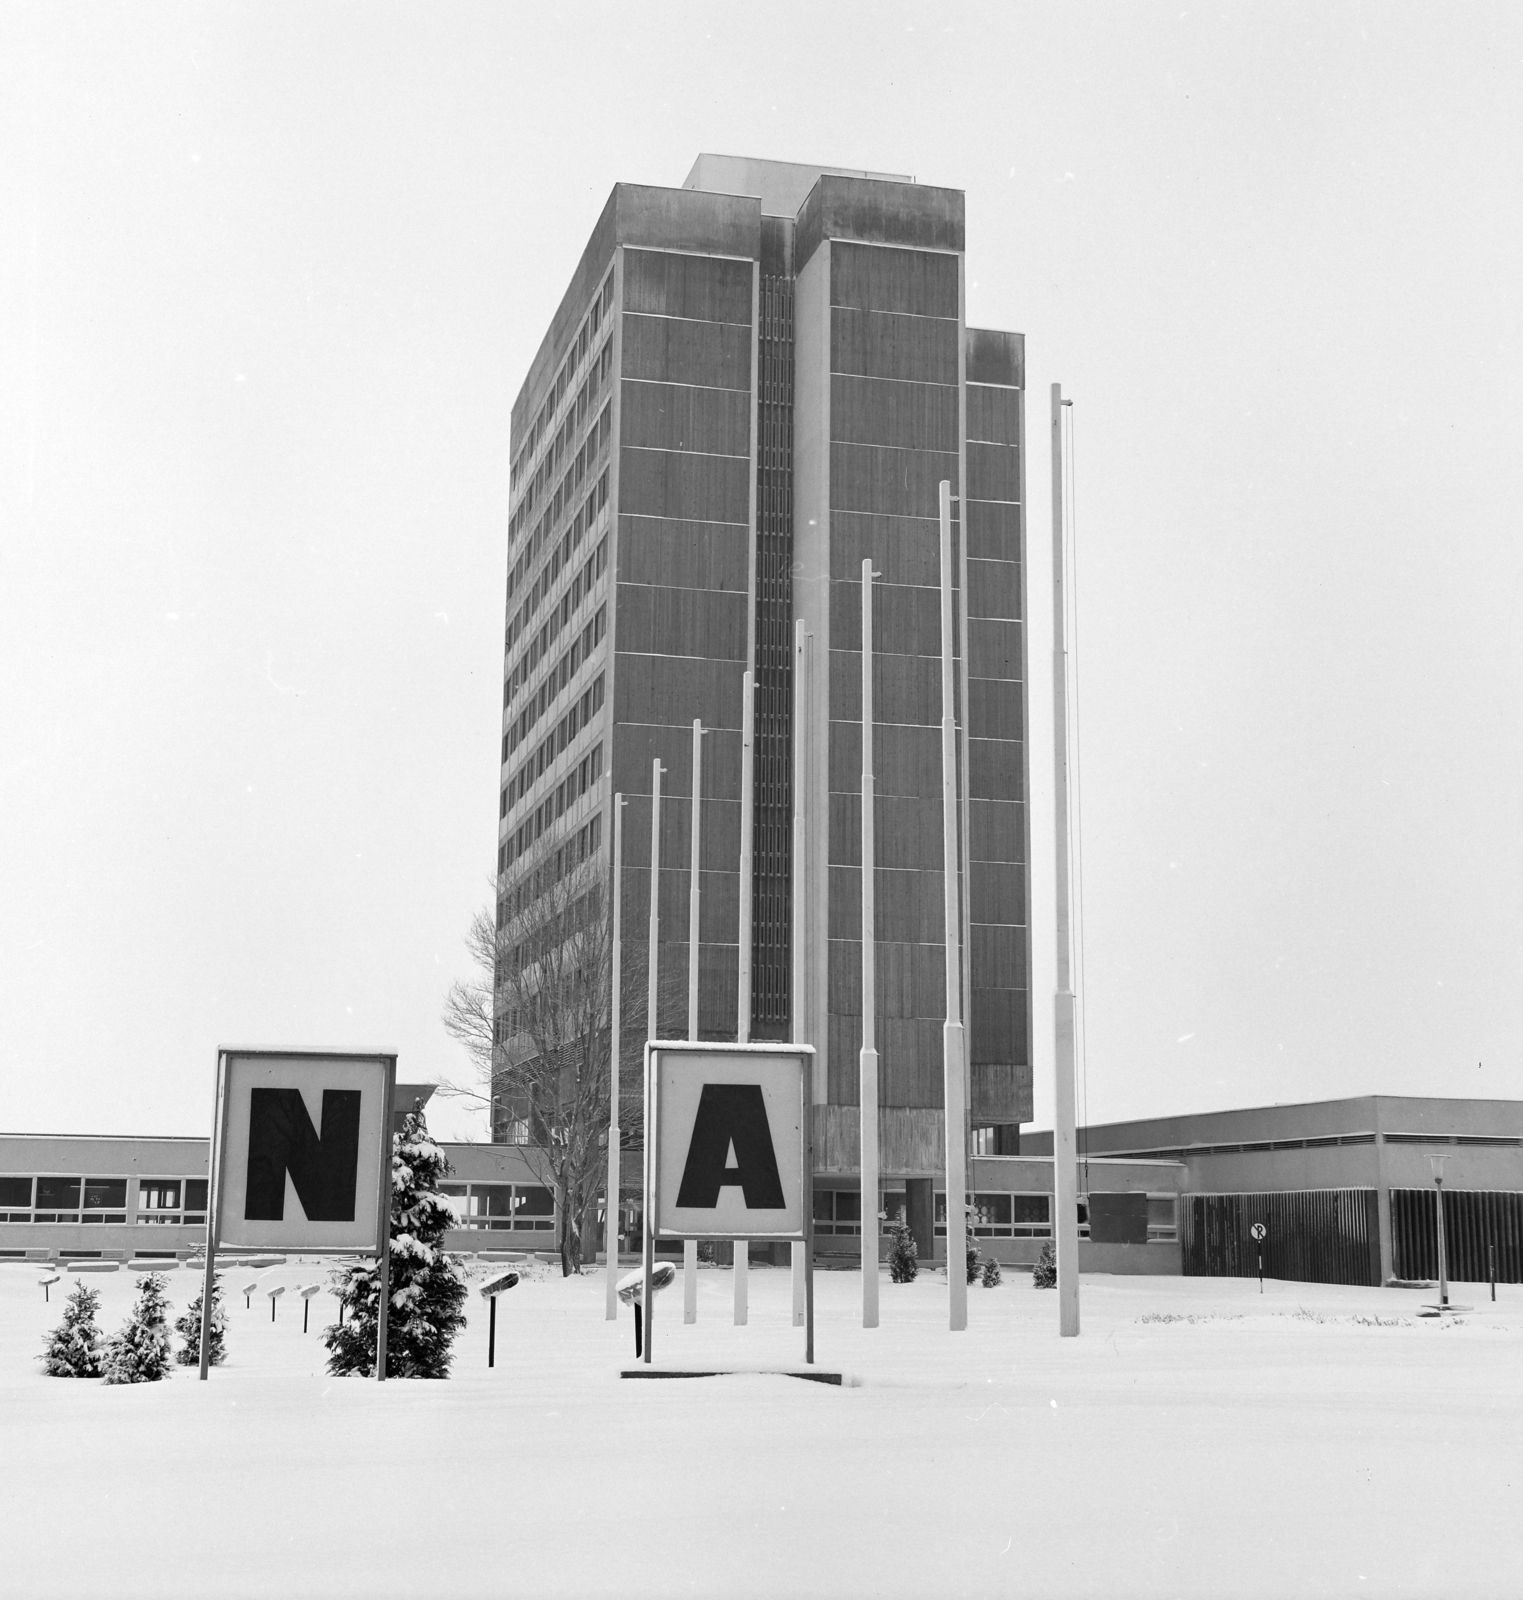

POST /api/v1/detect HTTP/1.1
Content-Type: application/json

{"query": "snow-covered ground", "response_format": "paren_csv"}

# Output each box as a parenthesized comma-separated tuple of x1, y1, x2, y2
(5, 1259, 1520, 1599)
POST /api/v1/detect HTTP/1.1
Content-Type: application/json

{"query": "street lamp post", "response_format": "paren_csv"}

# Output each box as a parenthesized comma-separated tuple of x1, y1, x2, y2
(1430, 1154, 1449, 1310)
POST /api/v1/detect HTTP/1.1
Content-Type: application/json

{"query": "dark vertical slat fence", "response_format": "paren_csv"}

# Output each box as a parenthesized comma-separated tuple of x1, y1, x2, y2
(1182, 1189, 1381, 1286)
(1390, 1189, 1523, 1283)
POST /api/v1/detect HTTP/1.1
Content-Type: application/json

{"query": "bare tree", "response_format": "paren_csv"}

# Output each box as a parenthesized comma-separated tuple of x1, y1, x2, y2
(442, 835, 682, 1275)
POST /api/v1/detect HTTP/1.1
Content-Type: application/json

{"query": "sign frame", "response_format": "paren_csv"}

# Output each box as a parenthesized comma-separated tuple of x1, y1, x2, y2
(640, 1039, 816, 1368)
(198, 1048, 397, 1383)
(647, 1040, 812, 1243)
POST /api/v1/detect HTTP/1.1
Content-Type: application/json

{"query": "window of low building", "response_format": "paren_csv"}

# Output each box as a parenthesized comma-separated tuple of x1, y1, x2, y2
(934, 1191, 1053, 1238)
(1146, 1193, 1178, 1243)
(813, 1189, 862, 1236)
(79, 1179, 128, 1223)
(136, 1178, 207, 1226)
(0, 1175, 34, 1221)
(446, 1182, 556, 1231)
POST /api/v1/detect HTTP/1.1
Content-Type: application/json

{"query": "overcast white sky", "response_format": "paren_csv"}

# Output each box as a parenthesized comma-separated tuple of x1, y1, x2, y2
(2, 3, 1519, 1142)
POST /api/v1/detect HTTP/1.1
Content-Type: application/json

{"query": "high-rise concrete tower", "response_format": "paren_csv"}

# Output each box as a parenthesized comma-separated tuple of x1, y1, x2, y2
(496, 156, 1030, 1243)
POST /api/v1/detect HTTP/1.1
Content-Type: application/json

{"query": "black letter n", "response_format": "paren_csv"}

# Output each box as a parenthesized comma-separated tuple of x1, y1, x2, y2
(675, 1084, 786, 1210)
(244, 1088, 362, 1222)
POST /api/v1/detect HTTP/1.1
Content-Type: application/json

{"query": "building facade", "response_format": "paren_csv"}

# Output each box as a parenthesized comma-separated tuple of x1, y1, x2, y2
(11, 1098, 1523, 1284)
(494, 155, 1034, 1192)
(1025, 1095, 1523, 1286)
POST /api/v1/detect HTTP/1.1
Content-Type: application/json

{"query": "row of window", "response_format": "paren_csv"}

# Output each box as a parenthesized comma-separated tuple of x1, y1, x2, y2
(510, 270, 614, 493)
(0, 1176, 207, 1226)
(812, 1189, 1180, 1244)
(506, 477, 608, 659)
(509, 372, 614, 555)
(933, 1191, 1178, 1243)
(502, 743, 604, 871)
(437, 1182, 556, 1230)
(498, 812, 603, 928)
(504, 525, 608, 716)
(502, 675, 605, 817)
(500, 604, 608, 789)
(498, 882, 603, 1003)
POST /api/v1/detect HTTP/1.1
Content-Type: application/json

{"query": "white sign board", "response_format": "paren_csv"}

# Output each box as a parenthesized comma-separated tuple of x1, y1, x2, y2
(212, 1050, 395, 1253)
(648, 1042, 810, 1241)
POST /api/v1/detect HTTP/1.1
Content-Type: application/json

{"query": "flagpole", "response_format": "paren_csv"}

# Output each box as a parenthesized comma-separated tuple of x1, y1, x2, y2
(1051, 384, 1080, 1338)
(938, 480, 968, 1333)
(860, 560, 880, 1329)
(605, 793, 625, 1321)
(735, 671, 755, 1323)
(684, 719, 704, 1324)
(642, 758, 663, 1364)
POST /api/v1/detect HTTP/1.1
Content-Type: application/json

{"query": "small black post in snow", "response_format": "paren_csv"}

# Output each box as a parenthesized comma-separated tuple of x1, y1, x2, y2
(1251, 1222, 1267, 1293)
(1490, 1244, 1497, 1303)
(477, 1269, 518, 1370)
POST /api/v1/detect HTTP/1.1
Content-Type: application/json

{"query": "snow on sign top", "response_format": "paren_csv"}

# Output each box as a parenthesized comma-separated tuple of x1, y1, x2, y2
(213, 1050, 396, 1254)
(648, 1042, 811, 1242)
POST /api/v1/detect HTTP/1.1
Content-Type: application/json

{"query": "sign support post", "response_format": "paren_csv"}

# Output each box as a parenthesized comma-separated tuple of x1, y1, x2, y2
(198, 1053, 229, 1381)
(1251, 1221, 1266, 1292)
(805, 1095, 816, 1364)
(373, 1055, 396, 1382)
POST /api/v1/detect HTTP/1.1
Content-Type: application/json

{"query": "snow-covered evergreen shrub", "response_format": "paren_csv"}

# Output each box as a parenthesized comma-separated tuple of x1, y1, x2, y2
(1031, 1240, 1057, 1289)
(40, 1280, 105, 1377)
(324, 1103, 468, 1378)
(174, 1273, 227, 1366)
(101, 1273, 173, 1384)
(888, 1219, 918, 1283)
(965, 1218, 982, 1286)
(981, 1256, 1002, 1288)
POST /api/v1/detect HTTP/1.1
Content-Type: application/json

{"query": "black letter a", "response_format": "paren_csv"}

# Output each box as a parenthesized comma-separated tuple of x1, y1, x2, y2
(675, 1084, 786, 1209)
(244, 1088, 362, 1221)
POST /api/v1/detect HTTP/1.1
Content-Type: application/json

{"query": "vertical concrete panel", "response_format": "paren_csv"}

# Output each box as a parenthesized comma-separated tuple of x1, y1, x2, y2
(792, 240, 832, 1098)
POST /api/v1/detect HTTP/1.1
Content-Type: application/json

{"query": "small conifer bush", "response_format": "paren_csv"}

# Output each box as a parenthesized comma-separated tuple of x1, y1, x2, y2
(324, 1103, 468, 1378)
(965, 1222, 982, 1286)
(888, 1219, 918, 1283)
(174, 1273, 228, 1366)
(981, 1256, 1002, 1288)
(40, 1280, 105, 1378)
(102, 1273, 173, 1384)
(1031, 1239, 1057, 1289)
